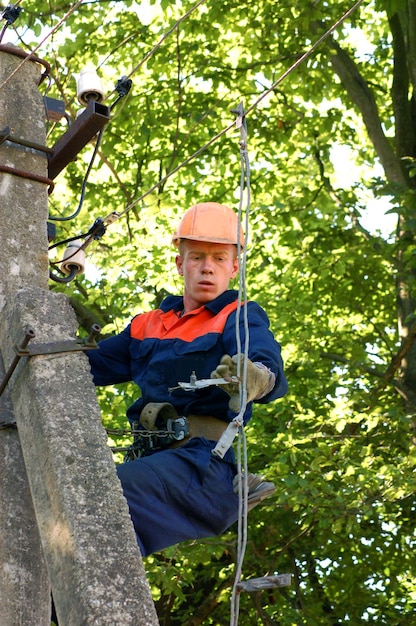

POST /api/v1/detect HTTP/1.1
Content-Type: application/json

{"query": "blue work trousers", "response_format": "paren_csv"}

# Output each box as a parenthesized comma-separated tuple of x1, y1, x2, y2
(116, 438, 239, 556)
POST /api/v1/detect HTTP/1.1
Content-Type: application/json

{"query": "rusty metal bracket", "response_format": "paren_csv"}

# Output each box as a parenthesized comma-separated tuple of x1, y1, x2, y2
(0, 163, 55, 193)
(0, 327, 35, 398)
(0, 324, 100, 399)
(0, 125, 54, 155)
(48, 100, 110, 180)
(0, 123, 55, 194)
(15, 324, 101, 357)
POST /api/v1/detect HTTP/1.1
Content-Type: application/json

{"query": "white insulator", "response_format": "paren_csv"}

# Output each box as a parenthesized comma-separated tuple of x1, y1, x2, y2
(60, 240, 85, 275)
(77, 67, 105, 106)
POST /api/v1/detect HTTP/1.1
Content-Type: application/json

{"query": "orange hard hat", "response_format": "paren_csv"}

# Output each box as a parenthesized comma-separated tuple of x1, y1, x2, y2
(172, 202, 245, 247)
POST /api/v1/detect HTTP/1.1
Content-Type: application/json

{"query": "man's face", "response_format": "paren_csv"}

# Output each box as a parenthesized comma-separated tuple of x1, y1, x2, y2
(176, 240, 239, 312)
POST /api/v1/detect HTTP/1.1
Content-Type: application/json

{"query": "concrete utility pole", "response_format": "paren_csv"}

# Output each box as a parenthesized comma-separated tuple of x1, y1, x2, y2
(0, 44, 51, 626)
(0, 46, 158, 625)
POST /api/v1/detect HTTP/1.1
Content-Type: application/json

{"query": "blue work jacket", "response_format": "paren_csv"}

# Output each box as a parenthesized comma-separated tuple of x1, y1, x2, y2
(87, 290, 287, 424)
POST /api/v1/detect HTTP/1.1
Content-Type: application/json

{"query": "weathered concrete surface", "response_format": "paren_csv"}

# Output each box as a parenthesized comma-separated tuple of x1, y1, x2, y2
(0, 358, 50, 626)
(0, 46, 158, 625)
(1, 288, 158, 625)
(0, 45, 49, 309)
(0, 45, 51, 625)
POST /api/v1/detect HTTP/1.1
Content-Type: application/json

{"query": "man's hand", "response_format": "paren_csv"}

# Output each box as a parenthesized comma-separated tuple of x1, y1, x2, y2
(210, 354, 271, 412)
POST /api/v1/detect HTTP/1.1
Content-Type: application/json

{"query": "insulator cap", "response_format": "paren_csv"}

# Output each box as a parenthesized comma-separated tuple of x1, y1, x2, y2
(77, 67, 105, 106)
(60, 240, 85, 275)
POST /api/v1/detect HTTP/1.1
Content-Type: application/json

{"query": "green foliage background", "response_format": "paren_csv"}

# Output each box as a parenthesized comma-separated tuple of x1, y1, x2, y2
(5, 0, 416, 623)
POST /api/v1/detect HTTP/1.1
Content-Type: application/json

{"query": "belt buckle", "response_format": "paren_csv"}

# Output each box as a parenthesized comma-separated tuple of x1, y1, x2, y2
(166, 416, 190, 442)
(124, 416, 190, 461)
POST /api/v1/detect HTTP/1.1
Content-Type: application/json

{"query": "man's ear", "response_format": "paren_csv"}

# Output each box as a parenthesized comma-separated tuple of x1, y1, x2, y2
(231, 256, 239, 279)
(176, 254, 183, 276)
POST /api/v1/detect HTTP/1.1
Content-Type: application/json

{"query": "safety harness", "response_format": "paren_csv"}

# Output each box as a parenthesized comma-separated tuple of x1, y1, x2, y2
(123, 402, 190, 460)
(119, 402, 276, 513)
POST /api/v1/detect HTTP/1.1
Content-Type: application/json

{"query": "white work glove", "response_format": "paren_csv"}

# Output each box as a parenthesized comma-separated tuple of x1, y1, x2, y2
(210, 354, 271, 412)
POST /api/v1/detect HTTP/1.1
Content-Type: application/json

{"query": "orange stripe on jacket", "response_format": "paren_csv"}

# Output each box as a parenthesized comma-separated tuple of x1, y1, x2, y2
(131, 301, 240, 343)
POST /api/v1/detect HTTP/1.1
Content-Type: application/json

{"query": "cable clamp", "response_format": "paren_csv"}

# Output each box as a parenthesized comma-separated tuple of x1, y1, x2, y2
(211, 420, 240, 458)
(1, 5, 22, 26)
(169, 371, 239, 392)
(80, 212, 121, 252)
(231, 101, 247, 150)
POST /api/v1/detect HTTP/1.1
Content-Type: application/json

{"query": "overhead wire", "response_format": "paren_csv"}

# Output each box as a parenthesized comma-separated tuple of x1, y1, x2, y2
(46, 0, 368, 291)
(83, 0, 367, 239)
(244, 0, 366, 118)
(103, 0, 208, 102)
(1, 0, 366, 235)
(0, 0, 86, 93)
(49, 127, 104, 223)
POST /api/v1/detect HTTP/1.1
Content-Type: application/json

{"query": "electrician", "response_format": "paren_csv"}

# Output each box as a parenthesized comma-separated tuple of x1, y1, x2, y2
(87, 201, 288, 556)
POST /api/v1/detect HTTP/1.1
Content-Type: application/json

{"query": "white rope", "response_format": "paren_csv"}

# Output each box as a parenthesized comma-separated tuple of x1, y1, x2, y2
(231, 425, 248, 626)
(229, 103, 251, 626)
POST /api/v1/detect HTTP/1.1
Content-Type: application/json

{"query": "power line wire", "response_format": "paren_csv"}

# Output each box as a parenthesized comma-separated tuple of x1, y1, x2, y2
(245, 0, 366, 118)
(104, 0, 208, 101)
(46, 0, 367, 272)
(0, 0, 85, 93)
(230, 103, 251, 626)
(101, 0, 367, 228)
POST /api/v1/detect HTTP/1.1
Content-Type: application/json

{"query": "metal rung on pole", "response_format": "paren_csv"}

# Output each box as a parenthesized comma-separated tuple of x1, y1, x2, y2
(236, 574, 292, 593)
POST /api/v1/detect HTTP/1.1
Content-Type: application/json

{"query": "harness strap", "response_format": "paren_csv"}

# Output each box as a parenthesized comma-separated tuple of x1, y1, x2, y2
(171, 414, 227, 446)
(140, 402, 178, 430)
(140, 402, 227, 442)
(124, 403, 228, 461)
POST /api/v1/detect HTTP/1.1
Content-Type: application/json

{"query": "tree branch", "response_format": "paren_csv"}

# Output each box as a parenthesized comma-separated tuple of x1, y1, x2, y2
(320, 351, 384, 378)
(388, 11, 416, 172)
(312, 26, 407, 187)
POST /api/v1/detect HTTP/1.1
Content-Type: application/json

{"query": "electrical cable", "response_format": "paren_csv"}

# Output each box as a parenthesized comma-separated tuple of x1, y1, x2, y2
(10, 0, 364, 251)
(49, 265, 78, 283)
(49, 127, 104, 222)
(89, 0, 367, 233)
(48, 217, 105, 252)
(47, 0, 367, 289)
(232, 426, 249, 626)
(0, 0, 86, 94)
(3, 0, 365, 225)
(46, 0, 366, 288)
(0, 3, 23, 44)
(245, 0, 366, 118)
(103, 0, 208, 102)
(48, 76, 132, 227)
